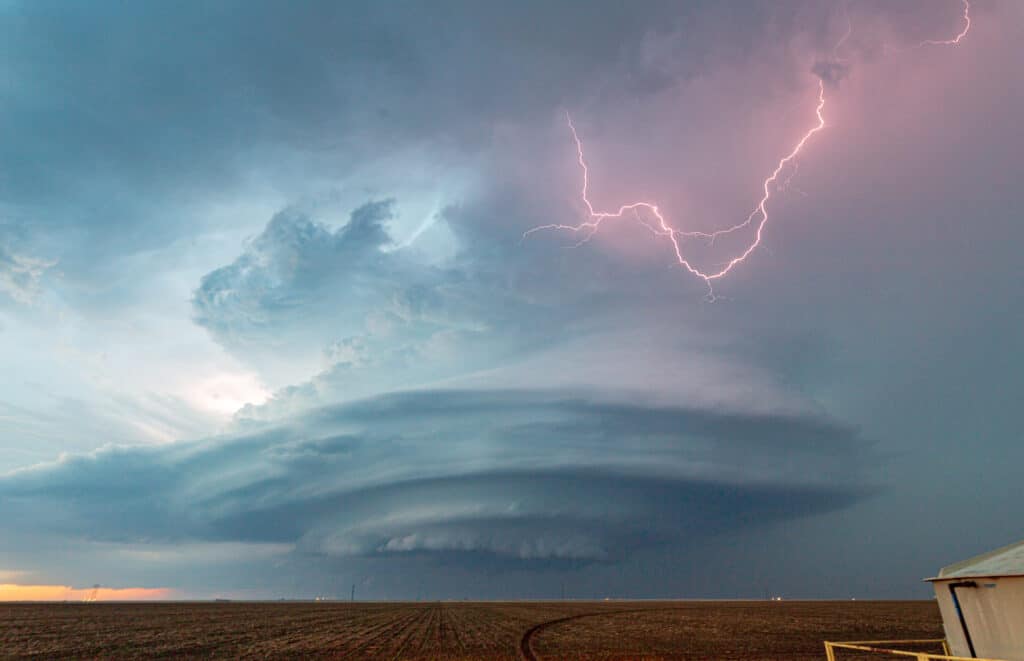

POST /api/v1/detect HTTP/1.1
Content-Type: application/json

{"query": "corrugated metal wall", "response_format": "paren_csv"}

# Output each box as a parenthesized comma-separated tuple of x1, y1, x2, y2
(934, 576, 1024, 660)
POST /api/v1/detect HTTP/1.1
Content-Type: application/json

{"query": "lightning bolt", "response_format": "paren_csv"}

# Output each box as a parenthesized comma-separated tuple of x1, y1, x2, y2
(918, 0, 970, 47)
(832, 1, 853, 62)
(524, 1, 971, 301)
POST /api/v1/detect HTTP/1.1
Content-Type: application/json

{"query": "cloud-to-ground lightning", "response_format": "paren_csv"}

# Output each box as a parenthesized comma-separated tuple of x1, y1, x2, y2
(524, 1, 971, 300)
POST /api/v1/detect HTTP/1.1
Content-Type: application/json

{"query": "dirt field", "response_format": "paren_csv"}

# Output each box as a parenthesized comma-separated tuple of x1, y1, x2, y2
(0, 600, 943, 659)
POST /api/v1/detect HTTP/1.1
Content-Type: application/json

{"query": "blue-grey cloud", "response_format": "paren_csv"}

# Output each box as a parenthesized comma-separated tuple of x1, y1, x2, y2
(188, 190, 618, 403)
(812, 59, 851, 88)
(192, 201, 396, 348)
(0, 0, 723, 268)
(2, 0, 1022, 601)
(0, 388, 870, 570)
(191, 201, 540, 387)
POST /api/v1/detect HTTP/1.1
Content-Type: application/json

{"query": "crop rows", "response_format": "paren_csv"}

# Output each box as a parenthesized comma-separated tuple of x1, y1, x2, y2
(0, 600, 942, 659)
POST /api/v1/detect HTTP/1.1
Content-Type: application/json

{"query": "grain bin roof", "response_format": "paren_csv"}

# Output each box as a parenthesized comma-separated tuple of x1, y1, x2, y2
(926, 538, 1024, 581)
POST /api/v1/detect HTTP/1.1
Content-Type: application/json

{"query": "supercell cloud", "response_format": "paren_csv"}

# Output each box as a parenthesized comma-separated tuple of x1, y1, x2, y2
(0, 0, 1022, 599)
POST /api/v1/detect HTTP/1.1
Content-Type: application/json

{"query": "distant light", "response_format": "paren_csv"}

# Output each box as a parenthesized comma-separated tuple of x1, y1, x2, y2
(186, 371, 270, 415)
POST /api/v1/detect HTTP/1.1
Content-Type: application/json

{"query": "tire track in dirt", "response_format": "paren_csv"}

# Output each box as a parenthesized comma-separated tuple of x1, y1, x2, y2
(518, 607, 686, 661)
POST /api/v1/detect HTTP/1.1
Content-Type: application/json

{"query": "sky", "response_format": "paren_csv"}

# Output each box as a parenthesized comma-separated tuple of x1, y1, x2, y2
(0, 0, 1021, 601)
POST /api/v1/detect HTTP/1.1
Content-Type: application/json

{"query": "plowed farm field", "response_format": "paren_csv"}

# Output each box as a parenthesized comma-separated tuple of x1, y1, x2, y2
(0, 600, 943, 659)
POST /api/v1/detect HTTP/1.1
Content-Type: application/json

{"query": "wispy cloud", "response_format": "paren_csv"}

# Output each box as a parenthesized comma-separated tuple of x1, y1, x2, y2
(0, 244, 54, 304)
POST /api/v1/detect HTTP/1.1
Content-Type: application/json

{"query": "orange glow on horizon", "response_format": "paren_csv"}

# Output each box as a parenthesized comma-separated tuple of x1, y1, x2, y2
(0, 583, 172, 602)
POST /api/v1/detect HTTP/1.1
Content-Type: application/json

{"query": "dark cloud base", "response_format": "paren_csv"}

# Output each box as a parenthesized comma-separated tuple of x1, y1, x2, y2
(1, 388, 871, 572)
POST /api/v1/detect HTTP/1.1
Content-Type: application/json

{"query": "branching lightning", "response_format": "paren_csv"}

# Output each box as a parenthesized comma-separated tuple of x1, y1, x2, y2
(832, 2, 853, 61)
(524, 0, 971, 300)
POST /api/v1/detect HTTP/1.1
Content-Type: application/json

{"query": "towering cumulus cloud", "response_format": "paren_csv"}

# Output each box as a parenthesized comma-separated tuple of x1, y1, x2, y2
(0, 194, 877, 596)
(193, 202, 397, 352)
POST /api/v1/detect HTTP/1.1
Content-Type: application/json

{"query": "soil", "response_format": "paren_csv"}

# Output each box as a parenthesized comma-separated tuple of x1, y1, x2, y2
(0, 599, 944, 659)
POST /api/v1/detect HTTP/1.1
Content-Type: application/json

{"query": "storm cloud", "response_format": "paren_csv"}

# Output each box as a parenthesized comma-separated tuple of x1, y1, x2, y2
(1, 0, 1021, 599)
(1, 388, 869, 579)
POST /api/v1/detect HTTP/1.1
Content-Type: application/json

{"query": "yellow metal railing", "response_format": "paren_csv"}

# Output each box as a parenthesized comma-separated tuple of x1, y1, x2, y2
(824, 639, 1005, 661)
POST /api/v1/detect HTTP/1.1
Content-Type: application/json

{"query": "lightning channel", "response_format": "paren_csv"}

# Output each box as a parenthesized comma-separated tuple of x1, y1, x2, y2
(918, 0, 970, 47)
(524, 1, 972, 300)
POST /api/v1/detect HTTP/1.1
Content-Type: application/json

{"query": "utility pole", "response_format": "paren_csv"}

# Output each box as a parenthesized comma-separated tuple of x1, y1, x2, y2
(351, 583, 355, 602)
